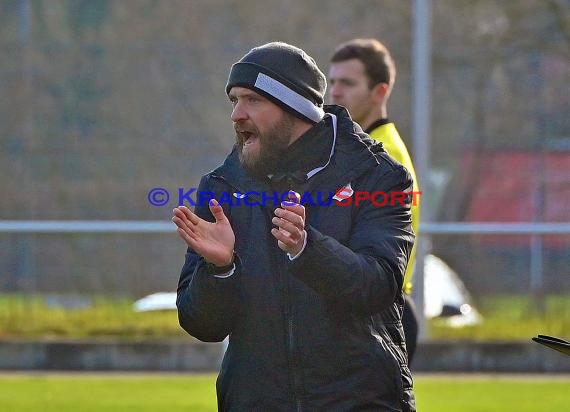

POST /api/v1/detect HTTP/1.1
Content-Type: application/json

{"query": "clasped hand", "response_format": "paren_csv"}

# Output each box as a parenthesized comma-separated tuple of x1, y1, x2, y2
(172, 192, 306, 265)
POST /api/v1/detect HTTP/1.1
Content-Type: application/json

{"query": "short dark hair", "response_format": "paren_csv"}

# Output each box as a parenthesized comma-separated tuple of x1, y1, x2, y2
(330, 38, 396, 90)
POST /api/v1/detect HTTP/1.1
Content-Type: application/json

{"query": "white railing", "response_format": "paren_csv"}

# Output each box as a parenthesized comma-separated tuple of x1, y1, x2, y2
(420, 222, 570, 235)
(3, 220, 570, 234)
(0, 220, 175, 233)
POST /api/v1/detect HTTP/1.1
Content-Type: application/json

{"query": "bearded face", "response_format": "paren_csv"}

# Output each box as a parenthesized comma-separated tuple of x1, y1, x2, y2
(235, 110, 295, 176)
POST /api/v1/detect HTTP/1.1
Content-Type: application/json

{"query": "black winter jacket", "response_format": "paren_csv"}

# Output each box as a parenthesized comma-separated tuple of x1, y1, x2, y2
(177, 106, 416, 411)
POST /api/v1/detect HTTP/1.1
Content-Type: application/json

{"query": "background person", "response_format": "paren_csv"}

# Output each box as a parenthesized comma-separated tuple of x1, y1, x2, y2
(174, 41, 416, 411)
(329, 38, 421, 364)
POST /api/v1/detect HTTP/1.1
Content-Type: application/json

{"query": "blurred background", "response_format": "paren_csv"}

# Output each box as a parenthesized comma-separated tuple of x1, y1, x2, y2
(0, 0, 569, 342)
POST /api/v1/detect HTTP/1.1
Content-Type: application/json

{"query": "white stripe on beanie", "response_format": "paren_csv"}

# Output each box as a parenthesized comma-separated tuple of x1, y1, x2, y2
(254, 73, 325, 123)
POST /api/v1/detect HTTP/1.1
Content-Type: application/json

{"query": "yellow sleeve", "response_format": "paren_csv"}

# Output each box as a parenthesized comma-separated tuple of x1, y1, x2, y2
(369, 123, 420, 294)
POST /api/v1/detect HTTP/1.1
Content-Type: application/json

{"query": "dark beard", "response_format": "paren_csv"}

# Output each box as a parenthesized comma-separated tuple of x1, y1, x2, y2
(237, 113, 294, 177)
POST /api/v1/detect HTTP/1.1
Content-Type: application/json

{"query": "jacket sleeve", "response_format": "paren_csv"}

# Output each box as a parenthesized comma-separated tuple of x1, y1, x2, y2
(289, 166, 415, 314)
(176, 175, 241, 342)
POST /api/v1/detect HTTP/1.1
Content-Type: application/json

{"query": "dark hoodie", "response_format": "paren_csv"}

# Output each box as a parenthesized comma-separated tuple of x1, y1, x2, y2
(177, 105, 416, 411)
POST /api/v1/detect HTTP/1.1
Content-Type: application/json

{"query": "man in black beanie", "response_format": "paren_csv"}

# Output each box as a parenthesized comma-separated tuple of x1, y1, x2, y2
(173, 42, 416, 411)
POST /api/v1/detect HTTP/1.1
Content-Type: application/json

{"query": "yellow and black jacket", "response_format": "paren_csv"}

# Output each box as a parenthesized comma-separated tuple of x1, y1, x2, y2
(367, 120, 420, 295)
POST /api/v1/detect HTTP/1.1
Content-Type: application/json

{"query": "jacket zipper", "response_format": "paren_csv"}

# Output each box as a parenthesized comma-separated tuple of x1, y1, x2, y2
(284, 175, 303, 411)
(285, 265, 303, 412)
(215, 174, 304, 410)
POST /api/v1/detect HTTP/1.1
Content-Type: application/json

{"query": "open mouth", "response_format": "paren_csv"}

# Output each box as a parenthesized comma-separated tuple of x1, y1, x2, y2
(241, 131, 258, 146)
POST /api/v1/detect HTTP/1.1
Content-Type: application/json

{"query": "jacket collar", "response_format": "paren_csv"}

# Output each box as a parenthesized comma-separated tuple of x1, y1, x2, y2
(211, 105, 384, 198)
(365, 118, 391, 134)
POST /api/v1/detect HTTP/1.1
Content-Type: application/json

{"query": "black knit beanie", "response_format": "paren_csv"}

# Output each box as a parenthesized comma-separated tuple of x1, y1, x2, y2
(226, 42, 327, 124)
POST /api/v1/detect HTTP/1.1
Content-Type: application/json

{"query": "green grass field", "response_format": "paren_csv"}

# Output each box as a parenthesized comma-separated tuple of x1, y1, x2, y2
(0, 373, 568, 411)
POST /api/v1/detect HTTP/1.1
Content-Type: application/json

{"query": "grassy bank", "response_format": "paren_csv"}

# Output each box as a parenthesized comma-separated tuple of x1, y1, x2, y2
(0, 294, 186, 340)
(429, 294, 570, 340)
(0, 293, 568, 340)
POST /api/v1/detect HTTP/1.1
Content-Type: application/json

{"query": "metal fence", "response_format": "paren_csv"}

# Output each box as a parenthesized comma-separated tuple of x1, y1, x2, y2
(0, 220, 570, 296)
